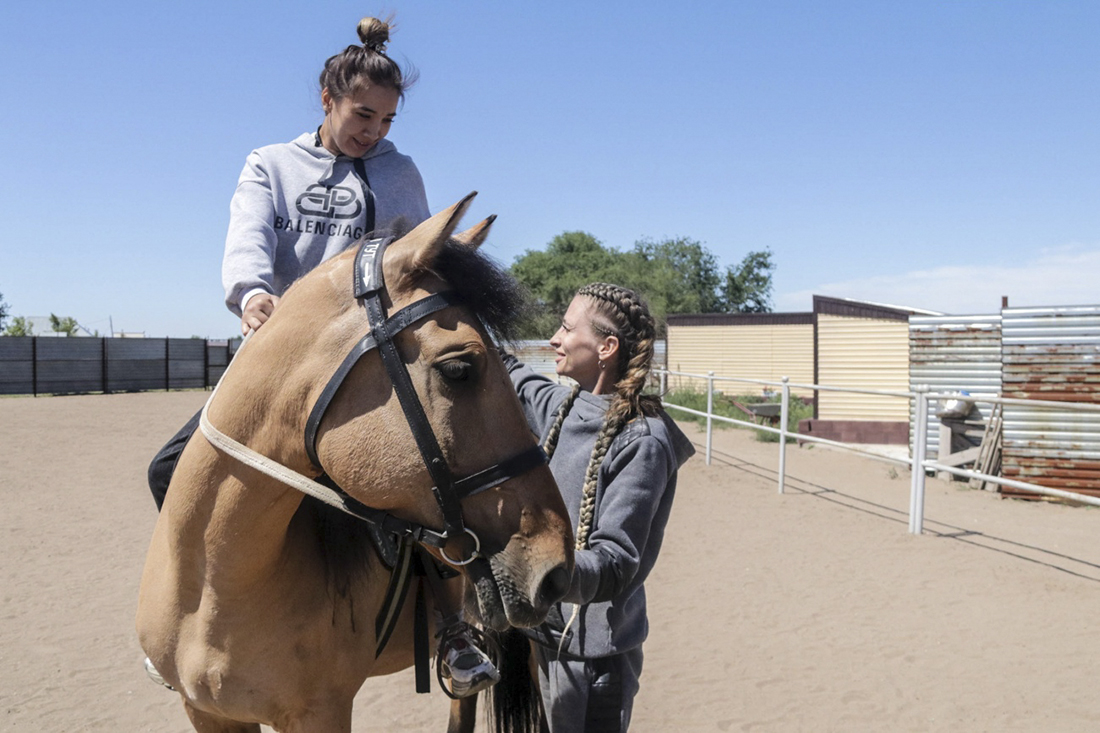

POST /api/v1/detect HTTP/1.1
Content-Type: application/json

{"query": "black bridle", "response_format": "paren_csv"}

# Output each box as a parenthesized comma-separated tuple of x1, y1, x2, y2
(302, 235, 548, 562)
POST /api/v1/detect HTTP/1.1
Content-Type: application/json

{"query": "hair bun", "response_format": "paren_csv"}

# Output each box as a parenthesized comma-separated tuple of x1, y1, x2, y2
(357, 16, 390, 53)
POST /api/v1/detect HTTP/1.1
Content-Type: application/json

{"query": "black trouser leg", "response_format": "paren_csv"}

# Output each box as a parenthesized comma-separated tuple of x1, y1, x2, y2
(147, 409, 202, 511)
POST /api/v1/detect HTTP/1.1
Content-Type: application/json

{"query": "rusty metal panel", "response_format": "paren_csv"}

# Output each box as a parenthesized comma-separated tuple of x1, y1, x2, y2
(1001, 305, 1100, 498)
(908, 314, 1002, 458)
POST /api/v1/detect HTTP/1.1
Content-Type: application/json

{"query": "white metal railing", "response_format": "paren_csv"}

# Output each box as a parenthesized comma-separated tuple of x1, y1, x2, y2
(656, 368, 1100, 535)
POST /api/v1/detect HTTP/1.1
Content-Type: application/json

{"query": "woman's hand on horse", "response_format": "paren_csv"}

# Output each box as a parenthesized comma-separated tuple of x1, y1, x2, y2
(241, 293, 281, 335)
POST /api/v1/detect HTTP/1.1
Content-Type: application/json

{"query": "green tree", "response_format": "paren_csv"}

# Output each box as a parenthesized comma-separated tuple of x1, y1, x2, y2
(5, 316, 34, 336)
(511, 232, 626, 311)
(723, 249, 775, 313)
(511, 232, 777, 337)
(510, 232, 630, 336)
(625, 237, 724, 319)
(49, 313, 79, 337)
(0, 291, 9, 331)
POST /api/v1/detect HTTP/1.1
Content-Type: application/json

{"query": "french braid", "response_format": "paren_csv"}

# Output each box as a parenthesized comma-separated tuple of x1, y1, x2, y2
(570, 283, 660, 550)
(542, 384, 581, 458)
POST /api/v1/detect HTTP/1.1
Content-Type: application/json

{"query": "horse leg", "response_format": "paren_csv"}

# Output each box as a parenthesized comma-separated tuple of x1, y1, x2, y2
(447, 696, 478, 733)
(182, 701, 261, 733)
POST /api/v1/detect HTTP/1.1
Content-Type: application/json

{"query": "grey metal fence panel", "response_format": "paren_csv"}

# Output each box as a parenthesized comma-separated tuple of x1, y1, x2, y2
(109, 339, 167, 359)
(206, 341, 231, 385)
(0, 361, 34, 395)
(170, 360, 206, 388)
(0, 336, 236, 396)
(0, 337, 34, 360)
(36, 337, 102, 360)
(106, 338, 167, 392)
(909, 314, 1002, 458)
(0, 337, 34, 394)
(36, 338, 104, 393)
(168, 339, 207, 389)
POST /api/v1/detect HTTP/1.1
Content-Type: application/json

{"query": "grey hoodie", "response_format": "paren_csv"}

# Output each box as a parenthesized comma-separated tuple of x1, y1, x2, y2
(221, 132, 429, 316)
(505, 355, 696, 658)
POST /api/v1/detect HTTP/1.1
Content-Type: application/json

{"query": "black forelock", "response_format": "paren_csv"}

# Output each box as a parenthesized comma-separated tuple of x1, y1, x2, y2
(372, 221, 531, 342)
(432, 240, 529, 342)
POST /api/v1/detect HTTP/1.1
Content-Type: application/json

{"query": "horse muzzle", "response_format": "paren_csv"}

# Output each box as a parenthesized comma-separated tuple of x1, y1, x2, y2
(465, 551, 571, 631)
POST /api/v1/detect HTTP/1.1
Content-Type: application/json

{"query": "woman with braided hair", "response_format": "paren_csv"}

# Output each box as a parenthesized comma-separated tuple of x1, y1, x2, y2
(504, 283, 696, 732)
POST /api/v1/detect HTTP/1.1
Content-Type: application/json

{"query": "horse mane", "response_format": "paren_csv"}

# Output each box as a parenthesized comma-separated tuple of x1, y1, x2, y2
(306, 227, 533, 612)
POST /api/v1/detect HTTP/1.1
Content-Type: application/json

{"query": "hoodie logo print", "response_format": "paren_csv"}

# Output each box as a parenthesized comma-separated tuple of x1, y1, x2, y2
(295, 185, 362, 219)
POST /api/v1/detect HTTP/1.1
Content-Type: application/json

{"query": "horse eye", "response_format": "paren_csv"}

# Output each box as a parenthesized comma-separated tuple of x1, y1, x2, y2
(438, 360, 471, 381)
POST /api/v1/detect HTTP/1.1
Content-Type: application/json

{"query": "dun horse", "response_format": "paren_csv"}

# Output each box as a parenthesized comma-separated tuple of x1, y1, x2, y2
(137, 194, 573, 732)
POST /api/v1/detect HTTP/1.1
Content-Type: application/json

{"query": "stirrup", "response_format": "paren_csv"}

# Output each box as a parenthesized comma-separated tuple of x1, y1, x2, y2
(144, 657, 175, 691)
(436, 622, 501, 699)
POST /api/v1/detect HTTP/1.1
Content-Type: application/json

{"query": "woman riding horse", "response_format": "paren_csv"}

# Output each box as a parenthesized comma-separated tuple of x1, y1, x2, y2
(144, 16, 498, 701)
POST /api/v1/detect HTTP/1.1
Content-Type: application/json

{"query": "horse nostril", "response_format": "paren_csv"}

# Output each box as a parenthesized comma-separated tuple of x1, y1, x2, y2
(538, 564, 571, 607)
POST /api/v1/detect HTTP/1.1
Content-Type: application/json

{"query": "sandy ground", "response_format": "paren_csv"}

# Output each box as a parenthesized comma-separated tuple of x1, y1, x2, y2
(2, 390, 1099, 732)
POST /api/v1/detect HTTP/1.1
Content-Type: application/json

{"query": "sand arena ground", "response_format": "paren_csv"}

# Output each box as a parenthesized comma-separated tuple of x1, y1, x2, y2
(2, 390, 1099, 732)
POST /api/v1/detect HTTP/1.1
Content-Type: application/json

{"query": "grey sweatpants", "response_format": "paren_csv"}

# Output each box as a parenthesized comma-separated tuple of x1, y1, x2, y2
(534, 645, 644, 733)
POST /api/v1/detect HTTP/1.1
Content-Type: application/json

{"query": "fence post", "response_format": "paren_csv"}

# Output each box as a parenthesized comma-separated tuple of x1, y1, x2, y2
(909, 386, 930, 534)
(659, 368, 667, 397)
(778, 376, 790, 494)
(101, 336, 108, 394)
(705, 371, 714, 465)
(102, 336, 110, 395)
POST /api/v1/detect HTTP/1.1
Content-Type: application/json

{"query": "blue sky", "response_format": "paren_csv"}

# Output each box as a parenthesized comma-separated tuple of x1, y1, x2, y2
(2, 1, 1098, 337)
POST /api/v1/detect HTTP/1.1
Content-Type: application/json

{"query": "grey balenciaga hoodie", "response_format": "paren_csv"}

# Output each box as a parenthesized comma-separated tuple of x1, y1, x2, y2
(505, 355, 696, 659)
(222, 132, 430, 316)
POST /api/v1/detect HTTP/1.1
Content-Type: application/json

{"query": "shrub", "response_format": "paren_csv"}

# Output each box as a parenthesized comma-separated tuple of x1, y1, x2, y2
(661, 387, 745, 428)
(752, 398, 814, 443)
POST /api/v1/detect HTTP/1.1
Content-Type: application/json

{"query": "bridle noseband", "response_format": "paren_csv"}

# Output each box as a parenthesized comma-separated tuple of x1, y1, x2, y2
(297, 235, 547, 561)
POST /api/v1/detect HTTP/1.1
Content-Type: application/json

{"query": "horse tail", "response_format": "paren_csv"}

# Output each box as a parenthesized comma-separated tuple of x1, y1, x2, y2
(487, 628, 540, 733)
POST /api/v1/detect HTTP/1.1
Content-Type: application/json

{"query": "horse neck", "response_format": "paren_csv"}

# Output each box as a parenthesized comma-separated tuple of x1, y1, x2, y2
(194, 315, 347, 576)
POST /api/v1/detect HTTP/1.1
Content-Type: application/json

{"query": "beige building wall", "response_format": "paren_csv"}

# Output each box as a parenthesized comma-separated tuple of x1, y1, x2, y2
(666, 323, 814, 397)
(816, 314, 910, 421)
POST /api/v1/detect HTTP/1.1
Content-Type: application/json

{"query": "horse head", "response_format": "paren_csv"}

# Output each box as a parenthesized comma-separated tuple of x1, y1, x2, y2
(277, 193, 574, 630)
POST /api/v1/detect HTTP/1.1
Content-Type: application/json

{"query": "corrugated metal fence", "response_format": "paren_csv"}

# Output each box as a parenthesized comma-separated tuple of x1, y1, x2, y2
(1001, 306, 1100, 499)
(908, 314, 1003, 457)
(0, 337, 238, 396)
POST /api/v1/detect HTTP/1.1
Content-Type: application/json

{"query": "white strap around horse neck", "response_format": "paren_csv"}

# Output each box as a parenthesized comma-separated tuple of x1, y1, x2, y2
(197, 331, 355, 514)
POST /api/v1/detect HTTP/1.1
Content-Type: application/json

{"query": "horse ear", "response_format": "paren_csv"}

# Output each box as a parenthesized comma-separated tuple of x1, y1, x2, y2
(386, 192, 478, 290)
(452, 214, 496, 251)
